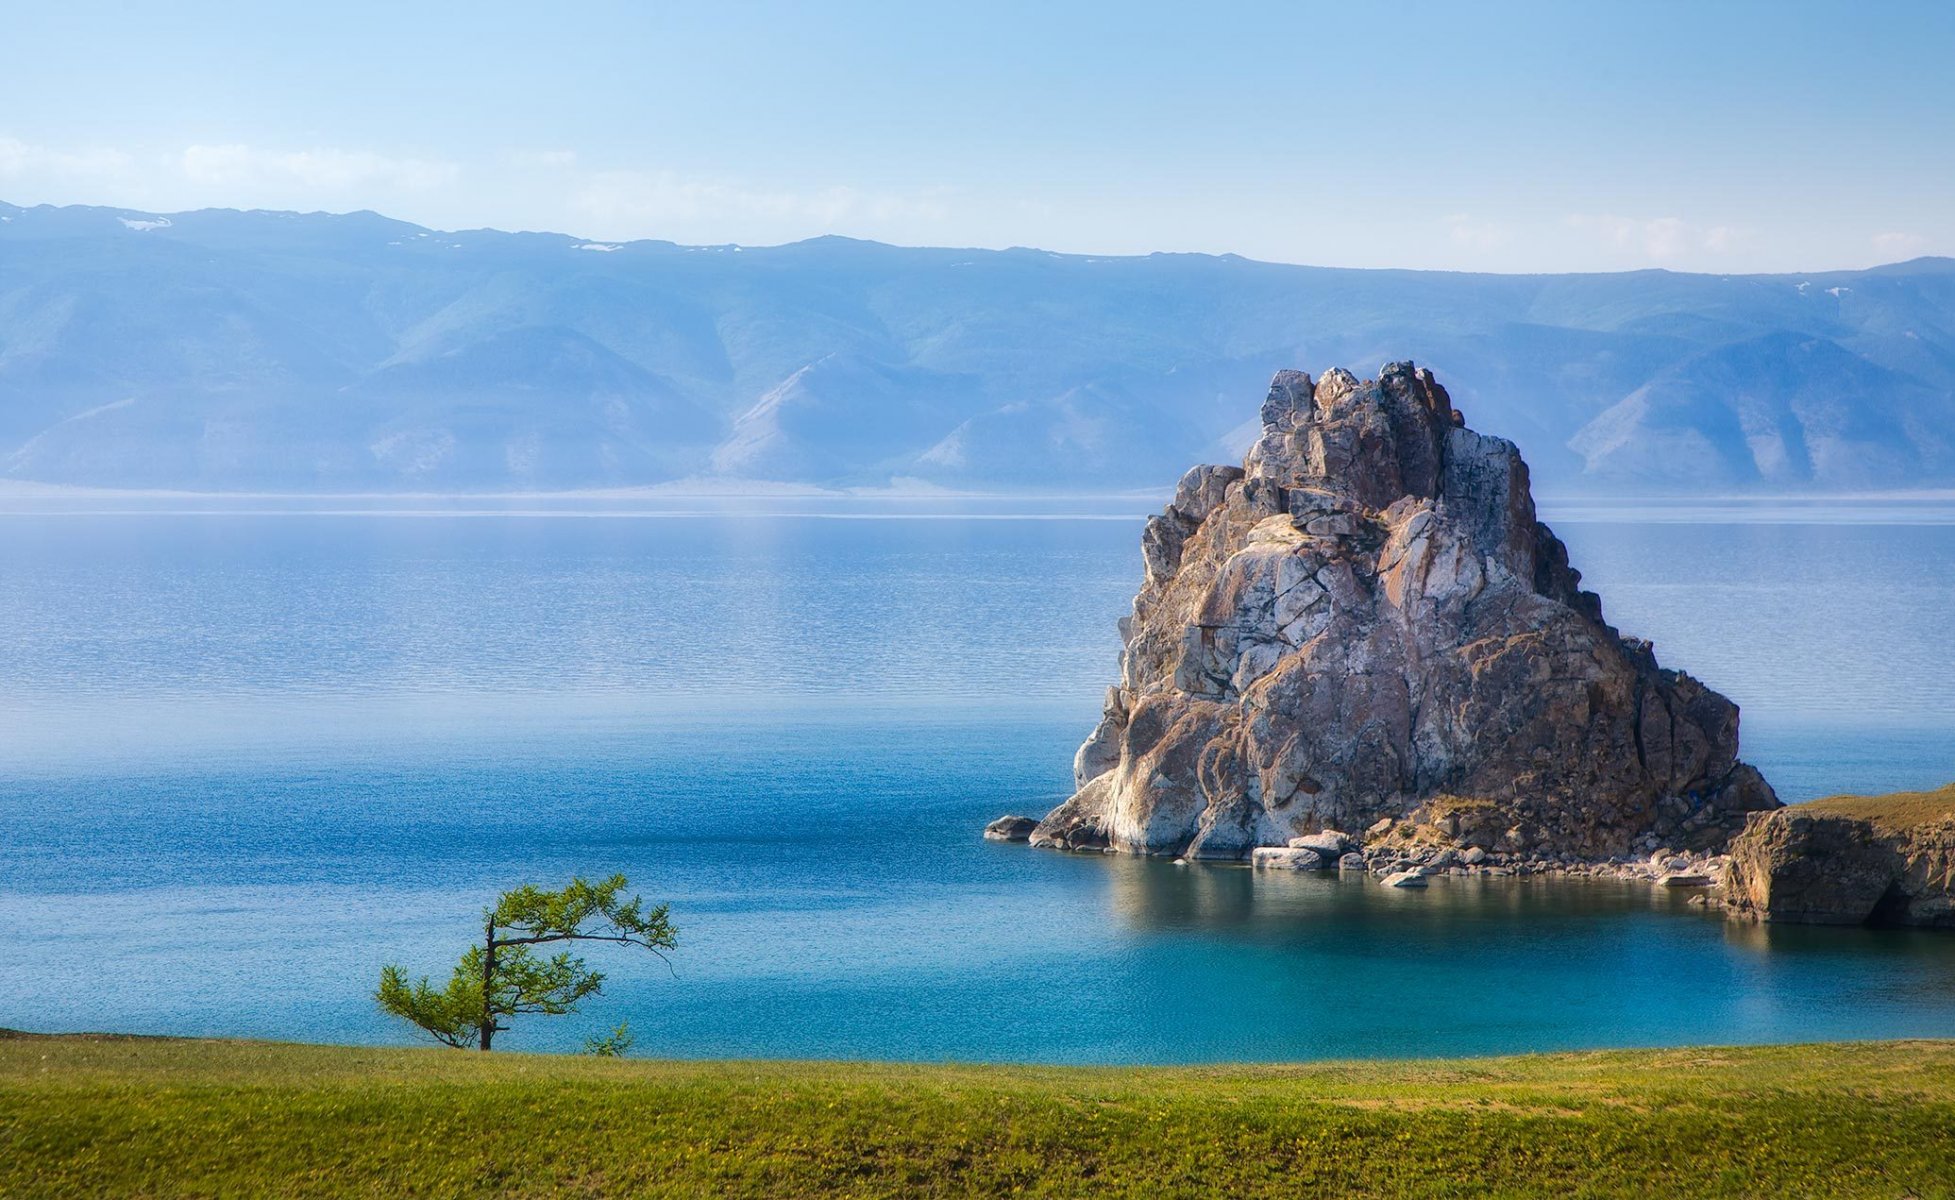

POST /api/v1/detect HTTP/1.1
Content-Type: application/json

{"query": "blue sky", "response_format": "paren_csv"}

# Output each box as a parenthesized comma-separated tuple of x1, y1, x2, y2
(3, 0, 1951, 271)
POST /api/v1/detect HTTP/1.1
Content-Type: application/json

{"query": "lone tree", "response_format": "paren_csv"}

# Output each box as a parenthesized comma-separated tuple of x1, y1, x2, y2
(377, 874, 674, 1051)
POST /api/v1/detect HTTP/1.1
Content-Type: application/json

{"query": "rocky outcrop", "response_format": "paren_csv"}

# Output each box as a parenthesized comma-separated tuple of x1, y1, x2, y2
(1031, 363, 1779, 863)
(1720, 785, 1955, 926)
(984, 815, 1040, 843)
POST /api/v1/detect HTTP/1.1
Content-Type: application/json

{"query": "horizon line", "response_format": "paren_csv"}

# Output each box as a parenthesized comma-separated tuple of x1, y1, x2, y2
(6, 196, 1951, 281)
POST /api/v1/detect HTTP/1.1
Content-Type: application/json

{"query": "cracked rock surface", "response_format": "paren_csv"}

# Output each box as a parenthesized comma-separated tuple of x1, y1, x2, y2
(1033, 363, 1779, 862)
(1719, 784, 1955, 926)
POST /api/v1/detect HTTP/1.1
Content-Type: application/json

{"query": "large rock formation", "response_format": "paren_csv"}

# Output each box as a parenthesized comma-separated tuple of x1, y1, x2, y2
(1720, 785, 1955, 926)
(1033, 363, 1779, 862)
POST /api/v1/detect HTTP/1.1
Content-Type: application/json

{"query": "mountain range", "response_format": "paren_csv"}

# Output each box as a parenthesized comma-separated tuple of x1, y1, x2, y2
(4, 199, 1954, 494)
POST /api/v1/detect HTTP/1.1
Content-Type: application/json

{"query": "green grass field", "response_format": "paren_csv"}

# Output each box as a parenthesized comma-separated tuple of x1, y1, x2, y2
(3, 1031, 1952, 1198)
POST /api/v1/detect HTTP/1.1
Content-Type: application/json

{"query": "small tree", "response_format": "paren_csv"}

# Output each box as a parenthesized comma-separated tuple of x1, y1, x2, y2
(377, 874, 674, 1051)
(583, 1021, 636, 1057)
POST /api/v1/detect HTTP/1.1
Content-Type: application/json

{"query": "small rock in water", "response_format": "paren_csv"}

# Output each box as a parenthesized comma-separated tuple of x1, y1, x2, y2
(1656, 872, 1714, 888)
(1461, 846, 1488, 865)
(1288, 831, 1353, 857)
(1381, 870, 1429, 889)
(983, 815, 1039, 843)
(1252, 847, 1329, 870)
(1337, 852, 1367, 871)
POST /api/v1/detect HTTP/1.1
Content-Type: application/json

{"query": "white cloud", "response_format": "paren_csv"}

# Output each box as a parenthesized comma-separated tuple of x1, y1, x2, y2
(0, 136, 958, 248)
(574, 170, 950, 233)
(0, 136, 138, 183)
(1701, 225, 1744, 254)
(179, 144, 459, 192)
(1442, 212, 1510, 252)
(0, 134, 462, 215)
(1564, 214, 1754, 263)
(1872, 230, 1926, 260)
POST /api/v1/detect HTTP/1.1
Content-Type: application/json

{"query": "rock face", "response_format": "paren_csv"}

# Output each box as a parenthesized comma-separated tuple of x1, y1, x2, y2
(1032, 364, 1779, 862)
(983, 815, 1040, 843)
(1251, 847, 1329, 870)
(1721, 785, 1955, 926)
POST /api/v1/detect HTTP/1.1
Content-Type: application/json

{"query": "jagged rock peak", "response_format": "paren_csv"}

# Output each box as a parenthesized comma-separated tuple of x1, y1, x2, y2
(1037, 363, 1779, 864)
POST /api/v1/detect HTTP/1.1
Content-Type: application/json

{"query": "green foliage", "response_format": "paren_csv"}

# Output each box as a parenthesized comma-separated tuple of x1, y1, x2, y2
(377, 874, 675, 1051)
(489, 873, 676, 952)
(5, 1035, 1955, 1198)
(374, 964, 482, 1050)
(583, 1021, 635, 1058)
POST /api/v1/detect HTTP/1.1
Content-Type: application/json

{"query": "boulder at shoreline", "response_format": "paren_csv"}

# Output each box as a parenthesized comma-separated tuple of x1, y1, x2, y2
(1720, 783, 1955, 926)
(984, 815, 1040, 843)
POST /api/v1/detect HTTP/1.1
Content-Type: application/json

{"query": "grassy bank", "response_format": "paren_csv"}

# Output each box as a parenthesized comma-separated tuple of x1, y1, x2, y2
(1804, 781, 1955, 832)
(3, 1032, 1953, 1198)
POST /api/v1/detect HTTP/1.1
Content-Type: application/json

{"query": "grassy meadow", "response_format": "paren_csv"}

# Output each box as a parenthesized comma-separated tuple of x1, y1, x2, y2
(3, 1031, 1953, 1197)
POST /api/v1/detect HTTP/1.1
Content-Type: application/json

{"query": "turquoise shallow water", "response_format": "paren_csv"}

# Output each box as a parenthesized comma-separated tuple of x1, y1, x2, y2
(0, 509, 1952, 1062)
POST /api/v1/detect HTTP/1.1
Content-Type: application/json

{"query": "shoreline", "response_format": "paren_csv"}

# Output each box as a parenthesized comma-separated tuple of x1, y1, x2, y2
(998, 817, 1733, 890)
(5, 1025, 1947, 1062)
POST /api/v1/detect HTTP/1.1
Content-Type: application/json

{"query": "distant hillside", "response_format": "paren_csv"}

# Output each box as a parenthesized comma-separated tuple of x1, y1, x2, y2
(3, 199, 1953, 493)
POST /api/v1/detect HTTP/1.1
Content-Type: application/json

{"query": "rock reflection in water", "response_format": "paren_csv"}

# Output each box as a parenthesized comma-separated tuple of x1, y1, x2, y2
(1103, 858, 1710, 937)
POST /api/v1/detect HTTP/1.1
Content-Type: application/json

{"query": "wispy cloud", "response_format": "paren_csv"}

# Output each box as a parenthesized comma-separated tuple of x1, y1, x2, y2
(0, 134, 952, 246)
(1871, 231, 1926, 260)
(179, 145, 459, 192)
(574, 170, 951, 231)
(12, 133, 1927, 271)
(1442, 213, 1511, 252)
(0, 136, 138, 184)
(1564, 214, 1753, 262)
(0, 135, 460, 208)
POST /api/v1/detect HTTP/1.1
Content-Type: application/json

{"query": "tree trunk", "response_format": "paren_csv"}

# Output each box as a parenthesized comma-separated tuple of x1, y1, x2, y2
(480, 918, 496, 1051)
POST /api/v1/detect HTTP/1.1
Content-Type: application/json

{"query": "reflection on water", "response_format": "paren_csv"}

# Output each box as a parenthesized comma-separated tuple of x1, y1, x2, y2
(1084, 861, 1955, 1062)
(1106, 858, 1955, 960)
(0, 511, 1952, 1062)
(1101, 859, 1710, 933)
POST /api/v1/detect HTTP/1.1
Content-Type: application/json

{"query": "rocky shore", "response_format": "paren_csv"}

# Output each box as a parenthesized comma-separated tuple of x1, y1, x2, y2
(989, 811, 1728, 887)
(1004, 364, 1778, 870)
(1718, 783, 1955, 926)
(1257, 824, 1730, 887)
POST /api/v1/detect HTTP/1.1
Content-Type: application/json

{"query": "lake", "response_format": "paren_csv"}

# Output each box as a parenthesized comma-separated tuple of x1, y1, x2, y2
(2, 499, 1953, 1062)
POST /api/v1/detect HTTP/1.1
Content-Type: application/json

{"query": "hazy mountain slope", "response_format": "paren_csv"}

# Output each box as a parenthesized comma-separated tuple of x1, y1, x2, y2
(1570, 333, 1955, 486)
(3, 199, 1952, 492)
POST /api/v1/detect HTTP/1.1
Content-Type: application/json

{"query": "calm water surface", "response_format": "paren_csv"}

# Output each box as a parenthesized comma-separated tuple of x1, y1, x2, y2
(1, 506, 1952, 1062)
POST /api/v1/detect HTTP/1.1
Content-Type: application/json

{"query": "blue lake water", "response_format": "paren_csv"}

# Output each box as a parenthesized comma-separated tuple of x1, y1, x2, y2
(1, 503, 1953, 1062)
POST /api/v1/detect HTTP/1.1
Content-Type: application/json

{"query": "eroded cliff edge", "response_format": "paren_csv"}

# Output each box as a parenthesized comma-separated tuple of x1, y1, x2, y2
(1032, 363, 1780, 862)
(1720, 784, 1955, 927)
